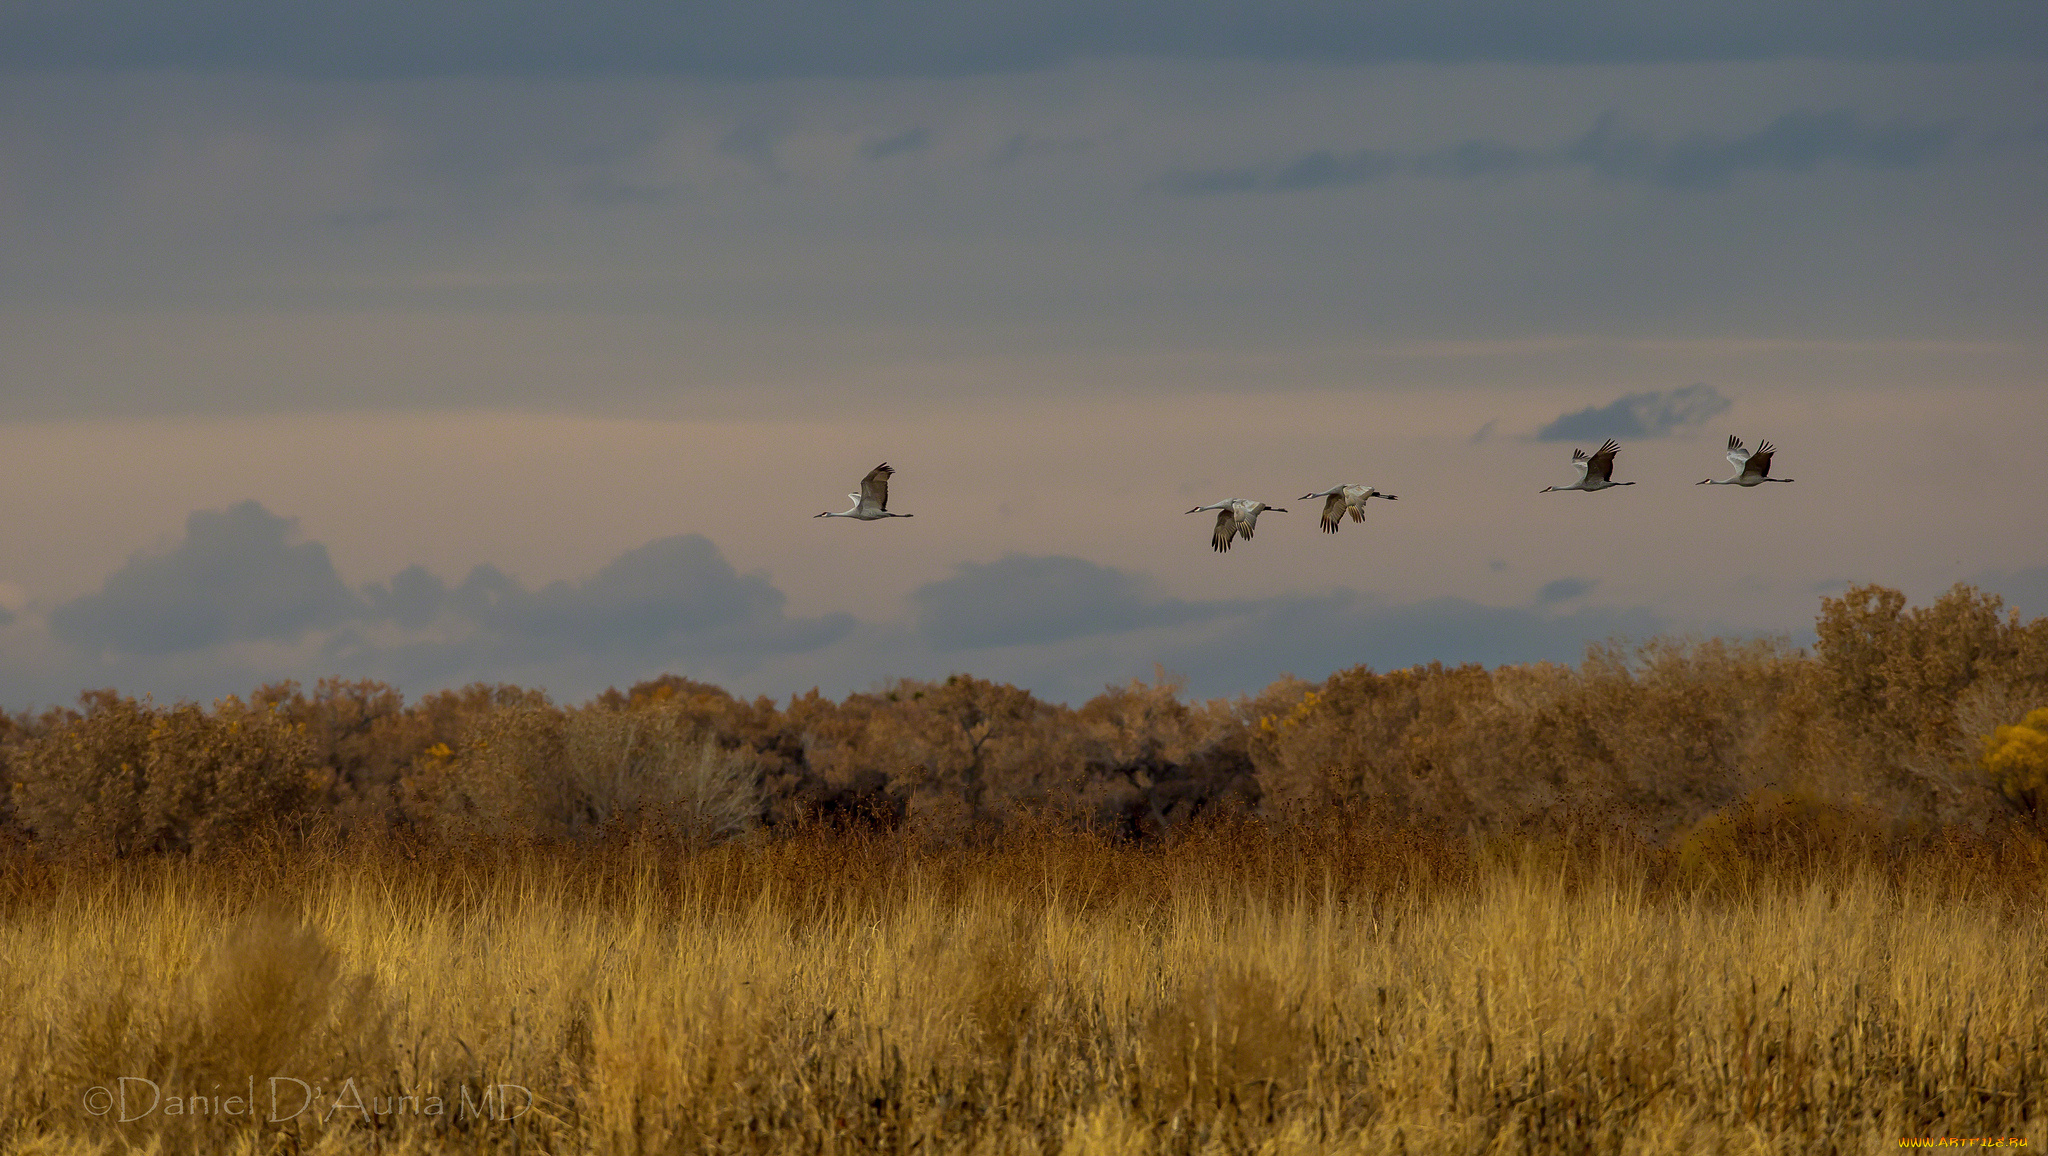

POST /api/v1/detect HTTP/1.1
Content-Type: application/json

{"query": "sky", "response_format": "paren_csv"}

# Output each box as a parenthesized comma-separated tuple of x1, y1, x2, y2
(2, 2, 2045, 708)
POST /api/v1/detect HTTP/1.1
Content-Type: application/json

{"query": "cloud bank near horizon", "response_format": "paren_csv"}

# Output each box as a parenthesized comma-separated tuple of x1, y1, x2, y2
(49, 501, 850, 671)
(3, 500, 1693, 709)
(7, 498, 2042, 711)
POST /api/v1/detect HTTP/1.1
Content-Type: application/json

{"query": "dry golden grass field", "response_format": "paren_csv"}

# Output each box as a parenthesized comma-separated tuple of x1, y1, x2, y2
(1, 823, 2045, 1154)
(1, 582, 2044, 1152)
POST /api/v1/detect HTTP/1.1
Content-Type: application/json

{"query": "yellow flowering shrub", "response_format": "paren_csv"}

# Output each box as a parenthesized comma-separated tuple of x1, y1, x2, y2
(1981, 706, 2048, 819)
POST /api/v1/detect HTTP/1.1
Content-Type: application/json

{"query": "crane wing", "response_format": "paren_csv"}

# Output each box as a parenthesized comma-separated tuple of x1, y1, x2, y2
(1211, 508, 1238, 552)
(1585, 439, 1620, 484)
(1744, 442, 1776, 479)
(1320, 492, 1346, 533)
(1726, 435, 1751, 472)
(859, 463, 894, 512)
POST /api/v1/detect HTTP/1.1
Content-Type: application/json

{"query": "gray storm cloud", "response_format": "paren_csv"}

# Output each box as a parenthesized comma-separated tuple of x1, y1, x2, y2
(3, 58, 2039, 424)
(862, 127, 931, 162)
(439, 535, 851, 660)
(1538, 383, 1733, 442)
(1538, 577, 1599, 604)
(51, 501, 851, 667)
(51, 501, 361, 655)
(21, 510, 1682, 707)
(1571, 109, 1960, 190)
(1156, 109, 1963, 195)
(3, 2, 2041, 77)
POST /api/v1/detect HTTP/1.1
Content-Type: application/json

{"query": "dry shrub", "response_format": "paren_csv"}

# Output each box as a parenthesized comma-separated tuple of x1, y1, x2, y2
(46, 907, 389, 1150)
(1256, 663, 1493, 822)
(163, 909, 388, 1085)
(405, 703, 565, 840)
(591, 672, 733, 711)
(404, 702, 759, 843)
(949, 905, 1051, 1060)
(560, 705, 761, 841)
(1252, 639, 1815, 839)
(253, 678, 423, 836)
(1816, 583, 2048, 810)
(1074, 670, 1217, 769)
(1671, 785, 1877, 890)
(1142, 963, 1310, 1113)
(12, 695, 151, 856)
(0, 713, 27, 840)
(591, 673, 801, 783)
(1059, 674, 1256, 838)
(14, 694, 316, 856)
(1, 704, 77, 844)
(1508, 637, 1819, 836)
(1238, 587, 2045, 840)
(795, 674, 1068, 829)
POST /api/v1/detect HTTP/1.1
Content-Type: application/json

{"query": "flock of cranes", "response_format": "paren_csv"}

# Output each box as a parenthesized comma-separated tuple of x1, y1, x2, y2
(816, 435, 1794, 553)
